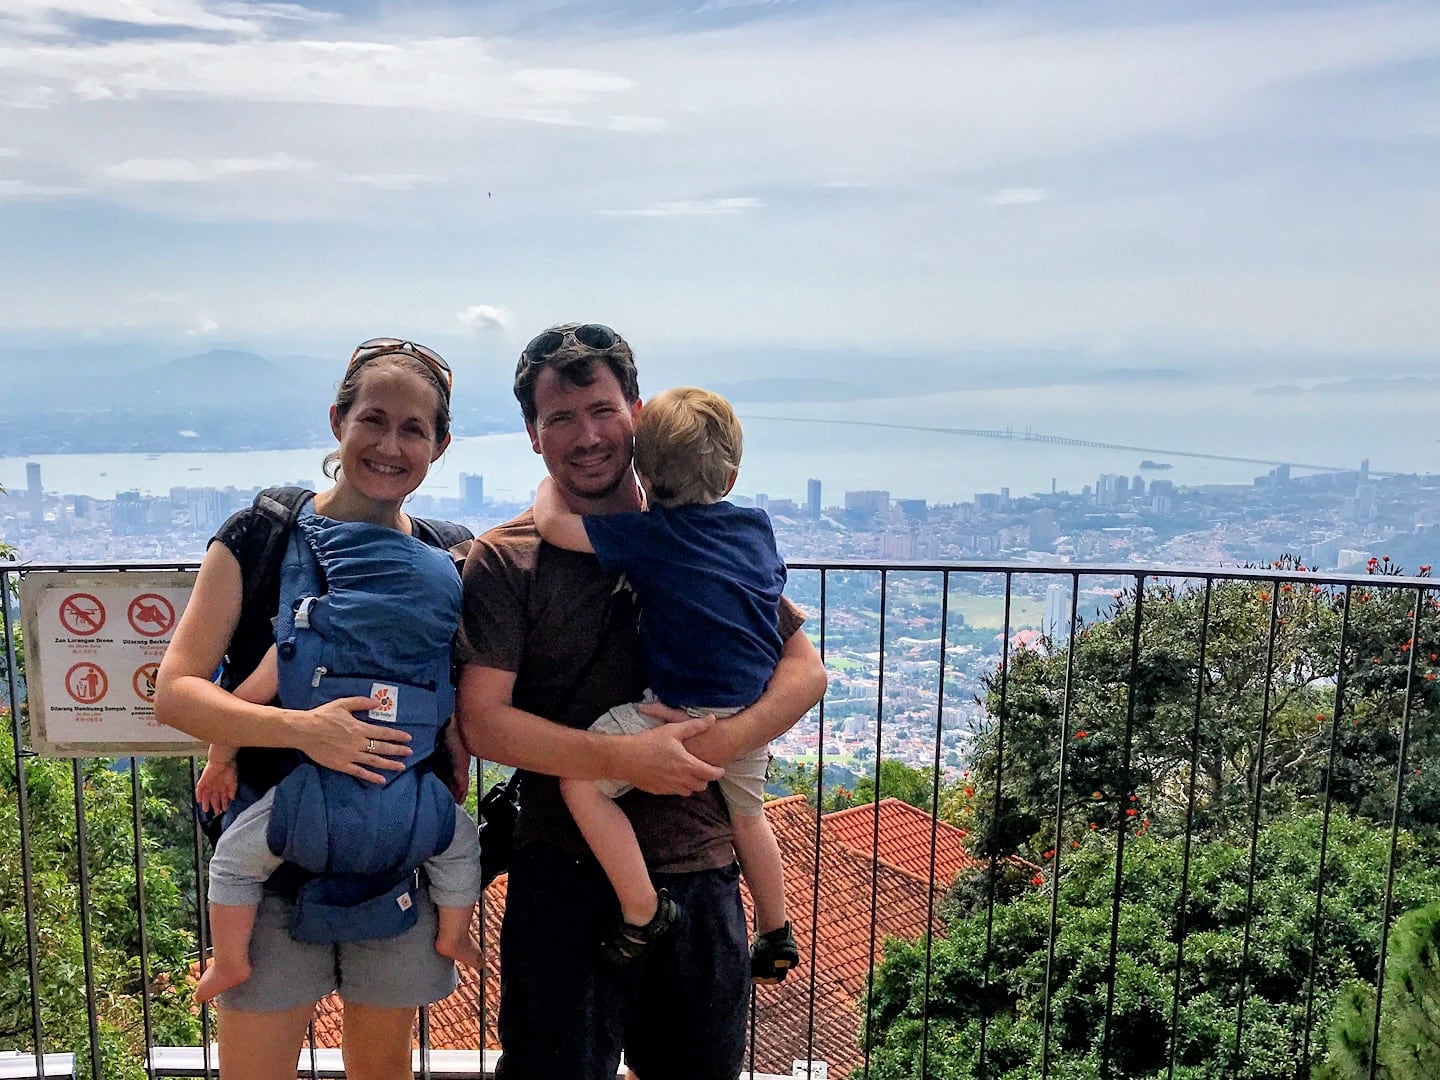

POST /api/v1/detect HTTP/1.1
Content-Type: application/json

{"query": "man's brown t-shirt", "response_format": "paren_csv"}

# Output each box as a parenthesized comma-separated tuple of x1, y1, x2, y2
(459, 509, 803, 874)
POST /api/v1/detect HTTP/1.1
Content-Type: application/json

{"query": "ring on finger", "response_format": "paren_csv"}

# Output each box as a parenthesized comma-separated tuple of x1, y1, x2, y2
(366, 737, 376, 753)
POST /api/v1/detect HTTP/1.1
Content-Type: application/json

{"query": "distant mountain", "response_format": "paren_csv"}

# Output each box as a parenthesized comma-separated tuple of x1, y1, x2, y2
(146, 350, 335, 407)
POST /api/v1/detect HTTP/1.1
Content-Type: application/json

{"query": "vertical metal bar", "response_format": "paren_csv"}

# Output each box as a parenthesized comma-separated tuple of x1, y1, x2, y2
(72, 759, 103, 1080)
(977, 571, 1015, 1080)
(1166, 578, 1213, 1080)
(188, 755, 216, 1080)
(1300, 585, 1352, 1074)
(2, 566, 47, 1068)
(418, 1005, 432, 1080)
(1231, 579, 1282, 1067)
(1099, 574, 1144, 1080)
(801, 569, 827, 1079)
(129, 759, 158, 1080)
(861, 569, 888, 1074)
(919, 570, 952, 1080)
(1040, 572, 1082, 1080)
(1366, 586, 1428, 1079)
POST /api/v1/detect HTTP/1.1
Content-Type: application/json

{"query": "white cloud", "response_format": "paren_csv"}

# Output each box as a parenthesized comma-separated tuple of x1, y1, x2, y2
(606, 114, 665, 133)
(341, 173, 443, 191)
(186, 316, 219, 336)
(602, 197, 763, 217)
(104, 158, 209, 182)
(457, 304, 508, 333)
(985, 187, 1050, 206)
(210, 153, 313, 175)
(0, 177, 81, 197)
(3, 3, 1440, 356)
(2, 0, 317, 37)
(0, 146, 18, 156)
(104, 153, 313, 182)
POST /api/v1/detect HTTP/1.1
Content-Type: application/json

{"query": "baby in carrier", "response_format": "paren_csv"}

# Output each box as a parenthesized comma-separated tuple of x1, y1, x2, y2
(194, 506, 483, 1003)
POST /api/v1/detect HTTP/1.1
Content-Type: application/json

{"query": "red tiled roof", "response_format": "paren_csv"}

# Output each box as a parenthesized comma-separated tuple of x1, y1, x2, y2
(820, 797, 981, 886)
(311, 796, 970, 1076)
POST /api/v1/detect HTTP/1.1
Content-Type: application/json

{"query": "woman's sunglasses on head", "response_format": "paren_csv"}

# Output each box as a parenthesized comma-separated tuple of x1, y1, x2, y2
(347, 338, 453, 393)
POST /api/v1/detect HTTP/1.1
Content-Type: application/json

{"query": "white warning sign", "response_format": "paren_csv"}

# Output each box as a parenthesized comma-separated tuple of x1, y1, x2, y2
(19, 570, 205, 757)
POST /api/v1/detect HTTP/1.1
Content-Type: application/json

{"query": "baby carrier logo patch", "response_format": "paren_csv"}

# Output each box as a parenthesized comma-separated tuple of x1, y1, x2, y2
(369, 682, 399, 722)
(396, 890, 413, 912)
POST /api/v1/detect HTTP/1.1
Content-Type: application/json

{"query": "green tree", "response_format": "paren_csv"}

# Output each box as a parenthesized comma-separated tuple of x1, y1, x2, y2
(968, 562, 1439, 858)
(1320, 900, 1440, 1080)
(2, 615, 201, 1077)
(863, 810, 1433, 1080)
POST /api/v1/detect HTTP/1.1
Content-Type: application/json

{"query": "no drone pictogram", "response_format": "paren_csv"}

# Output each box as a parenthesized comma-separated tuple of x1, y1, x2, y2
(66, 662, 108, 705)
(127, 594, 176, 637)
(132, 663, 160, 703)
(58, 593, 106, 637)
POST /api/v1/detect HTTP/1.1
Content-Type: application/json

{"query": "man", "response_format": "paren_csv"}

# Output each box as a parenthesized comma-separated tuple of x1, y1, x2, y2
(457, 322, 826, 1080)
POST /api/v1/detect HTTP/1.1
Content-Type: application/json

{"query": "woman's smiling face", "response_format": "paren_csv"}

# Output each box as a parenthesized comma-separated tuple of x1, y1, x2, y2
(330, 360, 450, 505)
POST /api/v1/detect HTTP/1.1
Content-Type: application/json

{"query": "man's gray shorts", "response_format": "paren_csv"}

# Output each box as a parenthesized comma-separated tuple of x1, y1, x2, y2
(218, 887, 458, 1012)
(591, 699, 770, 815)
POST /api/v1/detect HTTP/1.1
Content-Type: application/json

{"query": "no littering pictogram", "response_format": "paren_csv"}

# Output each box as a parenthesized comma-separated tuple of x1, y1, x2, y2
(133, 663, 160, 703)
(127, 593, 176, 637)
(66, 662, 108, 705)
(59, 593, 106, 637)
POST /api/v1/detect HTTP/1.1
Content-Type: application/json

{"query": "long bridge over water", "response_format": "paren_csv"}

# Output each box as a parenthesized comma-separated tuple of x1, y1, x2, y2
(750, 416, 1386, 477)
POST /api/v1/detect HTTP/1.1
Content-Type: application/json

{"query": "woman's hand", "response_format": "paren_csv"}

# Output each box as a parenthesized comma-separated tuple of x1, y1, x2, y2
(293, 696, 412, 784)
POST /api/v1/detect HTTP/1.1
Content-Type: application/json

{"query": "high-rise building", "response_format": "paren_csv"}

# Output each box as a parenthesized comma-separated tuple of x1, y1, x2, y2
(460, 472, 485, 512)
(1044, 582, 1072, 644)
(845, 490, 890, 518)
(806, 478, 822, 518)
(25, 462, 42, 522)
(895, 498, 927, 521)
(1029, 509, 1058, 551)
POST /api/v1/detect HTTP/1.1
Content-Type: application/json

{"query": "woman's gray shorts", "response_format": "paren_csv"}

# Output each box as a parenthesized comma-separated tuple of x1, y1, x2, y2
(218, 886, 458, 1012)
(590, 700, 771, 815)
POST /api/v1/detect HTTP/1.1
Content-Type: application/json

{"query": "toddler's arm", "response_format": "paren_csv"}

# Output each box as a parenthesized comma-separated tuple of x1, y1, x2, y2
(534, 477, 596, 554)
(194, 646, 279, 814)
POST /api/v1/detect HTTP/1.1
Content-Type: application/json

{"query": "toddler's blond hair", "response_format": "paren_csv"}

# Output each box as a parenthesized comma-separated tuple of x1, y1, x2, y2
(634, 387, 743, 508)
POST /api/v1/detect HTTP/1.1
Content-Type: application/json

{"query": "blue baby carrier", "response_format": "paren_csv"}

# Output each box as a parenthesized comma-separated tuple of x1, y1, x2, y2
(265, 505, 460, 944)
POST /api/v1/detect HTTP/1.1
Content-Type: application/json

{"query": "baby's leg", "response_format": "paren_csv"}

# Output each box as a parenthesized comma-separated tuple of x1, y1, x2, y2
(561, 777, 657, 926)
(428, 804, 483, 969)
(196, 903, 257, 1003)
(199, 790, 283, 1004)
(434, 904, 484, 970)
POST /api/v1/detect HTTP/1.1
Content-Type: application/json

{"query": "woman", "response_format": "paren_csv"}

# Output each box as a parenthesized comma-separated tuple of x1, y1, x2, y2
(156, 338, 474, 1080)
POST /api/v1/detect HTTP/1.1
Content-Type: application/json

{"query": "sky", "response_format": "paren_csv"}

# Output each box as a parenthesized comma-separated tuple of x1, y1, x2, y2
(2, 0, 1440, 381)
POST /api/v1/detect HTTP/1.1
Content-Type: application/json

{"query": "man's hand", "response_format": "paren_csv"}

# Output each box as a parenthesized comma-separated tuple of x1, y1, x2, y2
(618, 716, 725, 796)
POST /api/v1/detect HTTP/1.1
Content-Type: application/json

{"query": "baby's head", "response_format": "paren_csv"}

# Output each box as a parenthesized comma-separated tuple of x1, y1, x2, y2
(634, 386, 743, 508)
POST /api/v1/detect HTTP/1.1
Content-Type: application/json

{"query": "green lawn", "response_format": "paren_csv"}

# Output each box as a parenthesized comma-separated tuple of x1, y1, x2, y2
(948, 592, 1044, 630)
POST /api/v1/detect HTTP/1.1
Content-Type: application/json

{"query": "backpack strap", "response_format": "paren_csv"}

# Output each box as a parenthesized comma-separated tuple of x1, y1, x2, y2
(242, 487, 315, 621)
(410, 515, 473, 551)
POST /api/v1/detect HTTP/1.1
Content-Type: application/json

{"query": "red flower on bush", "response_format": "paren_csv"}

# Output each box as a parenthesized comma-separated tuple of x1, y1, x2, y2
(1031, 874, 1045, 887)
(1074, 729, 1089, 739)
(1126, 808, 1139, 817)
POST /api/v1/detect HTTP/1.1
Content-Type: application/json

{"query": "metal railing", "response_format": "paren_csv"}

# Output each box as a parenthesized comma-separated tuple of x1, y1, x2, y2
(2, 558, 1435, 1079)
